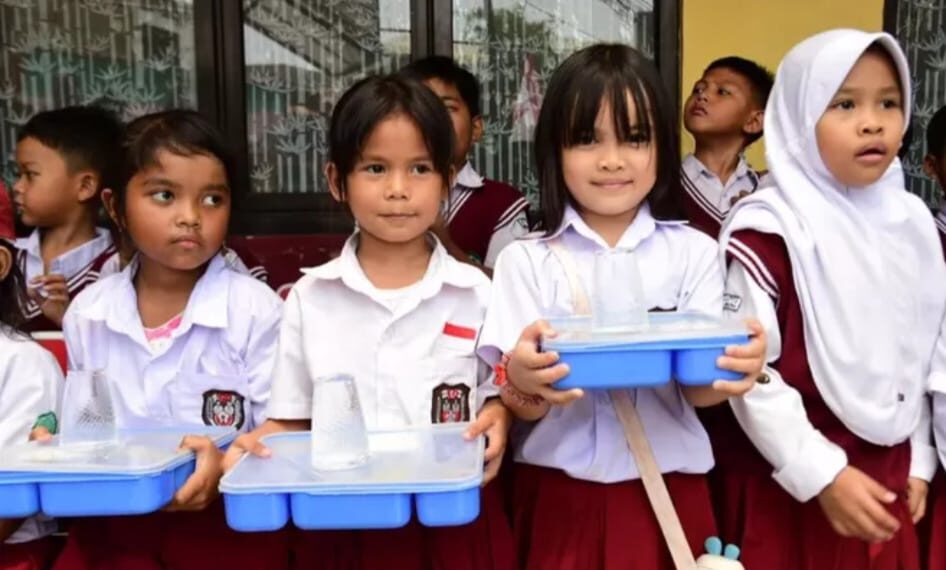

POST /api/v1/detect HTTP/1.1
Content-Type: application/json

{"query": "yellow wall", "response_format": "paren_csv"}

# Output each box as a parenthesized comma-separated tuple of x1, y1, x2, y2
(680, 0, 885, 169)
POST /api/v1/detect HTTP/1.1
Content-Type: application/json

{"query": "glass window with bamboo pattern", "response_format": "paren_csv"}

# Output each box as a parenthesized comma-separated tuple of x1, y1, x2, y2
(243, 0, 411, 195)
(453, 0, 654, 207)
(0, 0, 197, 185)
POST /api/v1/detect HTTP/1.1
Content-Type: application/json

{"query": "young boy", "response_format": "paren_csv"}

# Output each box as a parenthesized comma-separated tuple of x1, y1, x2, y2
(682, 56, 774, 237)
(12, 106, 122, 331)
(400, 56, 530, 275)
(926, 105, 946, 257)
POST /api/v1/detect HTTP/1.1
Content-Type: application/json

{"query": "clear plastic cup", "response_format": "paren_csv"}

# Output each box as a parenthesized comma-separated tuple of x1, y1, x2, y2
(592, 249, 650, 332)
(310, 374, 370, 471)
(60, 370, 119, 447)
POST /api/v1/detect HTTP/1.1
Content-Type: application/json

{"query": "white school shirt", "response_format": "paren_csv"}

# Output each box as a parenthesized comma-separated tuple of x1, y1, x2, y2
(477, 204, 720, 483)
(724, 260, 938, 502)
(449, 163, 531, 269)
(16, 227, 114, 282)
(681, 154, 765, 218)
(61, 253, 282, 432)
(0, 331, 62, 544)
(266, 233, 496, 428)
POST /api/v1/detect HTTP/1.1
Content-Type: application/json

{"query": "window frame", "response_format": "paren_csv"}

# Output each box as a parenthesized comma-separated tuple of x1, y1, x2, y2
(198, 0, 680, 234)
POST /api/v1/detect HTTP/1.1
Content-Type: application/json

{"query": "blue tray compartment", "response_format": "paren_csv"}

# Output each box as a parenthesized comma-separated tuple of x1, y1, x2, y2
(224, 492, 290, 532)
(0, 478, 39, 518)
(555, 347, 672, 389)
(291, 492, 412, 530)
(415, 487, 480, 527)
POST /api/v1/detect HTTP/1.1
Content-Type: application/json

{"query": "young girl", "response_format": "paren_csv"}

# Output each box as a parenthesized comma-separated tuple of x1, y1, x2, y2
(51, 110, 288, 570)
(224, 75, 516, 570)
(0, 226, 63, 569)
(477, 44, 767, 570)
(717, 30, 944, 570)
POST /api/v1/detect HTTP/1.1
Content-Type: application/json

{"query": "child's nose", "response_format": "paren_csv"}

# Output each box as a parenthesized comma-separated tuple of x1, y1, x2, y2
(176, 202, 201, 227)
(384, 171, 409, 199)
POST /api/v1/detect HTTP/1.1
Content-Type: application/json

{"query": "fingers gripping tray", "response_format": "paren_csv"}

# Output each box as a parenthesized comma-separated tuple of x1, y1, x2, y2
(545, 313, 750, 389)
(0, 427, 236, 517)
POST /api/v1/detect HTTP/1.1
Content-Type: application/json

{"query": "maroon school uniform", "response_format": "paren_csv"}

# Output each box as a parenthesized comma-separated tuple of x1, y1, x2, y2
(680, 154, 764, 239)
(0, 183, 13, 241)
(51, 501, 289, 570)
(447, 164, 530, 268)
(512, 465, 715, 570)
(718, 229, 918, 570)
(920, 215, 946, 570)
(0, 537, 60, 570)
(17, 242, 117, 333)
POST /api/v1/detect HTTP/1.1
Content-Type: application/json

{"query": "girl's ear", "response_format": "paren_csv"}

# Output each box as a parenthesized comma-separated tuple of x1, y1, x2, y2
(325, 162, 345, 203)
(100, 188, 124, 230)
(0, 244, 11, 282)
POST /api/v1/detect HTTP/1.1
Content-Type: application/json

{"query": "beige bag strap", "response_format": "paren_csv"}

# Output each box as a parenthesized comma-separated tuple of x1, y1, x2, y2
(546, 239, 698, 570)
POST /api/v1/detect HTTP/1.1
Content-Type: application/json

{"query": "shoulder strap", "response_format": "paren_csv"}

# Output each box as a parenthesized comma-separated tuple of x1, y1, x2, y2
(545, 238, 698, 570)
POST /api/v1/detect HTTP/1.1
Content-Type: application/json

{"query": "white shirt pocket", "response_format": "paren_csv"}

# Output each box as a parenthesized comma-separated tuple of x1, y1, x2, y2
(171, 373, 251, 431)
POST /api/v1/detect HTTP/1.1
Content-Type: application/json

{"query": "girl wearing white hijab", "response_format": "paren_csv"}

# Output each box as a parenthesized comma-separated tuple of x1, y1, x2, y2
(716, 29, 946, 570)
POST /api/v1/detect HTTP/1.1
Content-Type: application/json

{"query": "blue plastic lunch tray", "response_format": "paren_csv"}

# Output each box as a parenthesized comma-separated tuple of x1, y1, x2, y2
(545, 313, 750, 390)
(0, 427, 236, 518)
(221, 425, 484, 532)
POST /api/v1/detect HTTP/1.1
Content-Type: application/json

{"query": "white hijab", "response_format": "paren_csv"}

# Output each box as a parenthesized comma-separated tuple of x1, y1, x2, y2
(720, 29, 946, 446)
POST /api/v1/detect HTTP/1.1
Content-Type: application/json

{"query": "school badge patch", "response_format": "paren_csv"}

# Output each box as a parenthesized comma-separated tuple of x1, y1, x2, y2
(431, 383, 471, 423)
(202, 390, 246, 429)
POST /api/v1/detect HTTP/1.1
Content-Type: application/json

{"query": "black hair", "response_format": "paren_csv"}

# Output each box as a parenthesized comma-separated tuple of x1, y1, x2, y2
(0, 241, 27, 334)
(113, 110, 236, 218)
(927, 105, 946, 160)
(704, 56, 774, 145)
(705, 56, 774, 109)
(327, 74, 454, 196)
(399, 56, 481, 117)
(534, 43, 684, 234)
(17, 105, 123, 197)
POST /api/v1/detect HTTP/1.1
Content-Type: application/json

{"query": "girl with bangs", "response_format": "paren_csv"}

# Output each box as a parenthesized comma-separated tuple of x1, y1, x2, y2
(478, 44, 768, 569)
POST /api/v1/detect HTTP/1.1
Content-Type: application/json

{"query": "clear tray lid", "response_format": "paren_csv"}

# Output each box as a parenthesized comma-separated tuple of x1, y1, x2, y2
(221, 424, 485, 495)
(542, 311, 750, 349)
(0, 427, 237, 477)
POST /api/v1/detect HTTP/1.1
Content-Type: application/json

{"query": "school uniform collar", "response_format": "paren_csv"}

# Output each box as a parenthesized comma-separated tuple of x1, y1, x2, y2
(540, 203, 684, 250)
(302, 231, 482, 302)
(16, 227, 112, 275)
(453, 162, 484, 190)
(80, 253, 231, 341)
(682, 153, 755, 186)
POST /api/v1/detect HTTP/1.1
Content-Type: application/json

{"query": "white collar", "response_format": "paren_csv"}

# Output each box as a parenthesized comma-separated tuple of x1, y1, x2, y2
(302, 232, 483, 302)
(16, 227, 112, 275)
(541, 203, 684, 250)
(453, 162, 484, 190)
(77, 253, 231, 340)
(682, 153, 753, 184)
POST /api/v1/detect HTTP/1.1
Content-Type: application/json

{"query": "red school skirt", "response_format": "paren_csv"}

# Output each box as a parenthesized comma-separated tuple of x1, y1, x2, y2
(289, 479, 516, 570)
(51, 500, 289, 570)
(920, 470, 946, 570)
(0, 537, 59, 570)
(513, 464, 717, 570)
(716, 469, 919, 570)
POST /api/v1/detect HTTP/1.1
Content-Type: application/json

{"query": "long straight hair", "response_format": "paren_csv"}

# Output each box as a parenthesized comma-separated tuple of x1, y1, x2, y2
(534, 43, 684, 234)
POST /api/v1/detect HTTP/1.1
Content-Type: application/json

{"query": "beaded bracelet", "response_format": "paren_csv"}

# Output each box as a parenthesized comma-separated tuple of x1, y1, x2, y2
(494, 353, 544, 407)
